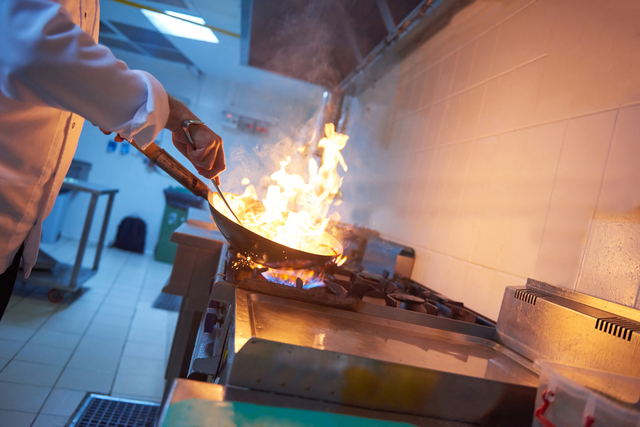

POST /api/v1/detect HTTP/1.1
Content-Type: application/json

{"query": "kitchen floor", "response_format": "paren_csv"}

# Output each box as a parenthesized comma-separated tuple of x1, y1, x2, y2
(0, 237, 179, 427)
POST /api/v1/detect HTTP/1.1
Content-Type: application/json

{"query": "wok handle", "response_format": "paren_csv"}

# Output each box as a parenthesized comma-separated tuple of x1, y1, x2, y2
(131, 141, 210, 200)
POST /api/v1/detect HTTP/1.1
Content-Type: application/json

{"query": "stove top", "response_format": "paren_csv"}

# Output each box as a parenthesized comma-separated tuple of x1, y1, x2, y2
(223, 251, 495, 328)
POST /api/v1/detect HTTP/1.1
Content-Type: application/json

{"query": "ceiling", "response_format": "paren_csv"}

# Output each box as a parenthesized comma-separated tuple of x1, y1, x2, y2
(98, 0, 322, 99)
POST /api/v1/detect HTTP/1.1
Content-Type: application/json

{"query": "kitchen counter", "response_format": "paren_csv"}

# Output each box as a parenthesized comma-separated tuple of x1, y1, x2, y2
(157, 378, 473, 427)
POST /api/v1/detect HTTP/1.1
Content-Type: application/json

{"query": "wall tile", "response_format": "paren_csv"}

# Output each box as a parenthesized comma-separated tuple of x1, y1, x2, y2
(454, 136, 498, 261)
(534, 0, 640, 123)
(475, 73, 510, 137)
(438, 141, 474, 257)
(467, 26, 500, 87)
(576, 212, 640, 307)
(463, 264, 497, 318)
(595, 104, 640, 213)
(535, 110, 617, 288)
(451, 41, 476, 94)
(499, 58, 545, 132)
(407, 73, 425, 113)
(438, 95, 461, 146)
(490, 0, 553, 77)
(419, 145, 455, 252)
(454, 84, 485, 143)
(434, 53, 459, 102)
(422, 102, 445, 150)
(419, 252, 469, 303)
(497, 121, 567, 278)
(419, 63, 441, 109)
(409, 115, 428, 153)
(468, 132, 527, 269)
(576, 104, 640, 306)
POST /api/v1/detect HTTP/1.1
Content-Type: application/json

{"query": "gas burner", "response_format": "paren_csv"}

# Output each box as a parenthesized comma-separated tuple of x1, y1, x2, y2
(221, 250, 493, 325)
(385, 292, 428, 313)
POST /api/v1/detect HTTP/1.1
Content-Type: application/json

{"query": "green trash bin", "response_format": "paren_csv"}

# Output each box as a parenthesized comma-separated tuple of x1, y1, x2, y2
(155, 186, 205, 264)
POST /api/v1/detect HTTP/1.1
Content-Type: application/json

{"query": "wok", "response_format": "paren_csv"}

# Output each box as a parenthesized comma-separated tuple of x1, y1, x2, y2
(132, 141, 342, 269)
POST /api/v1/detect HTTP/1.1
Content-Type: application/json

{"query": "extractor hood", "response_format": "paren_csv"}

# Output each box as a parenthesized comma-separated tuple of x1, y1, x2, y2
(240, 0, 471, 94)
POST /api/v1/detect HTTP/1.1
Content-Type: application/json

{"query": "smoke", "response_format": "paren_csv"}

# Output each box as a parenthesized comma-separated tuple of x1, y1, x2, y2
(257, 0, 343, 88)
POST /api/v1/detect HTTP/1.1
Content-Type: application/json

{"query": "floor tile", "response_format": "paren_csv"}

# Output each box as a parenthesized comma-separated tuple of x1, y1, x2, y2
(0, 311, 50, 329)
(123, 340, 166, 361)
(112, 372, 164, 401)
(0, 325, 37, 343)
(29, 329, 82, 349)
(14, 342, 74, 366)
(0, 381, 50, 412)
(40, 388, 87, 417)
(117, 356, 166, 378)
(85, 321, 129, 341)
(0, 360, 63, 387)
(76, 336, 125, 354)
(0, 409, 36, 427)
(41, 316, 90, 334)
(127, 328, 167, 347)
(67, 348, 120, 372)
(0, 339, 24, 359)
(56, 367, 115, 394)
(32, 413, 69, 427)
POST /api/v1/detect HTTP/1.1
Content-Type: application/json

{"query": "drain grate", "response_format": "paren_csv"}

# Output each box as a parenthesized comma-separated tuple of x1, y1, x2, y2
(68, 394, 159, 427)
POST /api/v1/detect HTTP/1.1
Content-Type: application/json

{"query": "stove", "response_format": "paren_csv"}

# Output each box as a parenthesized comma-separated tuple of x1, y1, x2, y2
(182, 242, 537, 426)
(168, 224, 640, 427)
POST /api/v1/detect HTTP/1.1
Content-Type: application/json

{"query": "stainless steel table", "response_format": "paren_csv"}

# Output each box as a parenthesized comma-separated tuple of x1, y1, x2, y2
(18, 179, 118, 301)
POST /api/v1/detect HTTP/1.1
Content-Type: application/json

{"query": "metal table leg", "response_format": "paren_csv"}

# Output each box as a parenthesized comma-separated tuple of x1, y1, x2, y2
(93, 193, 115, 271)
(70, 193, 98, 288)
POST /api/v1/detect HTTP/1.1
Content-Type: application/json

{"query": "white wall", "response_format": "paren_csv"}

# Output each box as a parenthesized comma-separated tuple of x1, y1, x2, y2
(340, 0, 640, 320)
(60, 51, 323, 255)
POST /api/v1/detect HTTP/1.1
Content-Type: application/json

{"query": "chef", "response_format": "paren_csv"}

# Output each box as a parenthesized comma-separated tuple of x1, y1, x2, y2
(0, 0, 226, 321)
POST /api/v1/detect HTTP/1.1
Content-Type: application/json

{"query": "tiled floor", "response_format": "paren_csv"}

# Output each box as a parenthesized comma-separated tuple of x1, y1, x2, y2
(0, 237, 178, 427)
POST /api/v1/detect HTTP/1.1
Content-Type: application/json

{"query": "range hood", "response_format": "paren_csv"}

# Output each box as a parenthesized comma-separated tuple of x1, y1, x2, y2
(240, 0, 471, 94)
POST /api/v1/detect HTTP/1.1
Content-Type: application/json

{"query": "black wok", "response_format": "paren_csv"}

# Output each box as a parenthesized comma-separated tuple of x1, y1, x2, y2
(132, 141, 343, 270)
(208, 197, 342, 269)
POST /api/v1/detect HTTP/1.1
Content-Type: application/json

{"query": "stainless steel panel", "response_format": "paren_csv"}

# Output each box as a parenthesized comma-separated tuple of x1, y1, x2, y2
(230, 289, 538, 424)
(497, 283, 640, 378)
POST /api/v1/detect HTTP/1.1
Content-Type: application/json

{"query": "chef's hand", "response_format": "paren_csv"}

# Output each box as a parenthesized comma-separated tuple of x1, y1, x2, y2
(166, 95, 226, 185)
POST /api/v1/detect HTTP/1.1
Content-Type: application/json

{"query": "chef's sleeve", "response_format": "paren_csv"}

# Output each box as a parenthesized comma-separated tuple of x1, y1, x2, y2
(0, 0, 169, 148)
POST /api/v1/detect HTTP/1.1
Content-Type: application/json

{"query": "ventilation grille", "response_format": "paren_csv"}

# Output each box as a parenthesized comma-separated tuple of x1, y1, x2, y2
(595, 317, 640, 342)
(68, 394, 159, 427)
(513, 289, 546, 305)
(98, 21, 194, 66)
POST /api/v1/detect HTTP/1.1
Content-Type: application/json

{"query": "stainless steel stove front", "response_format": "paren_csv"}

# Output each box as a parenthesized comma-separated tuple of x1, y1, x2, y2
(190, 279, 538, 426)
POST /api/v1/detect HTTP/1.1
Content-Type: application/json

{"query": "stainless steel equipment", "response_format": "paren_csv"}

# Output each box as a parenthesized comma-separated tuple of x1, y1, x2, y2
(166, 222, 640, 426)
(497, 278, 640, 378)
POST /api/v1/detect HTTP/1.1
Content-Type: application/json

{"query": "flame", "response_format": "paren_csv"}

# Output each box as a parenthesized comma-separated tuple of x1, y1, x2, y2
(211, 123, 348, 256)
(262, 269, 325, 288)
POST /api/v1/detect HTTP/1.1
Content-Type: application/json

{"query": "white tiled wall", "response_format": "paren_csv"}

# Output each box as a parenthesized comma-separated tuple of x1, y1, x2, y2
(341, 0, 640, 320)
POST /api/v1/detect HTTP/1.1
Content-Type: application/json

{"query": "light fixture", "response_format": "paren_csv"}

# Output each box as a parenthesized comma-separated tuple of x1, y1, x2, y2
(141, 9, 219, 43)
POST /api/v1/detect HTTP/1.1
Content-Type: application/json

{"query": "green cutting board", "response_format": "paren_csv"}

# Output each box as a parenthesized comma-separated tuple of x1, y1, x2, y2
(162, 398, 414, 427)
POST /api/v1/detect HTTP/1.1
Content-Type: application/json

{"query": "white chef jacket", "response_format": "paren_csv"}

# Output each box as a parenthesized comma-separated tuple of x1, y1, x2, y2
(0, 0, 170, 275)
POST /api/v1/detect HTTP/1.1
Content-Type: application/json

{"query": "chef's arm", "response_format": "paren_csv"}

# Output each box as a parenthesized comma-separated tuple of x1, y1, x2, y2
(0, 0, 167, 147)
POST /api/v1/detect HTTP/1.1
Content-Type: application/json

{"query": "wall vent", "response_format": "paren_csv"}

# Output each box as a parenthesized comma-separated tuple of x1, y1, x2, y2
(595, 317, 640, 342)
(513, 289, 546, 305)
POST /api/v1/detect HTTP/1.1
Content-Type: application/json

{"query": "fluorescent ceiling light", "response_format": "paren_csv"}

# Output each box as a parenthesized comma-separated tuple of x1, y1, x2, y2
(164, 11, 204, 25)
(142, 9, 219, 43)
